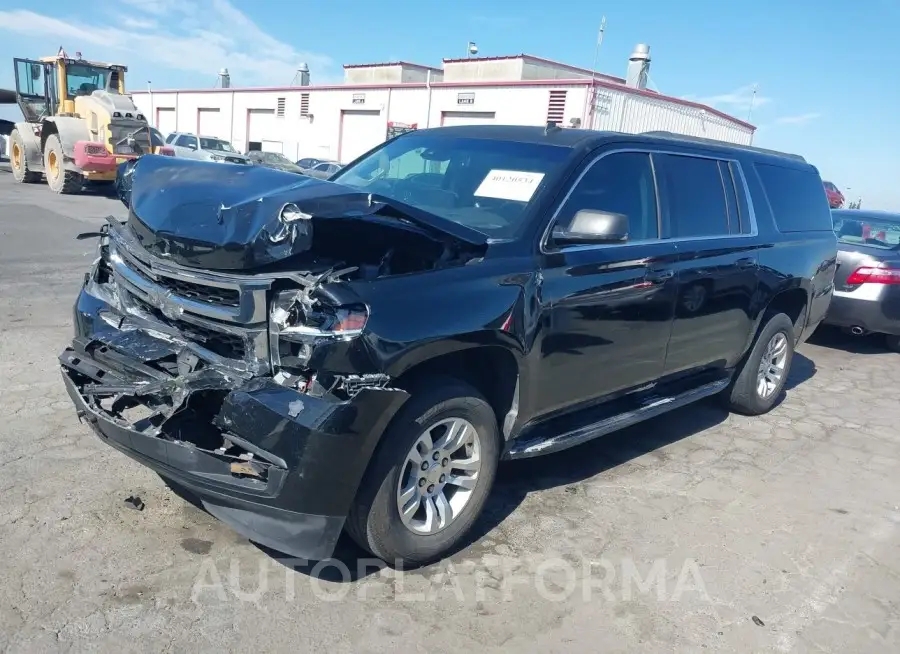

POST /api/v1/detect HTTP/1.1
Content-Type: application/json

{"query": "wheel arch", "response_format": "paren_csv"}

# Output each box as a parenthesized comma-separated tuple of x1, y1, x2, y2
(743, 284, 810, 356)
(40, 117, 91, 165)
(389, 338, 523, 440)
(12, 122, 43, 170)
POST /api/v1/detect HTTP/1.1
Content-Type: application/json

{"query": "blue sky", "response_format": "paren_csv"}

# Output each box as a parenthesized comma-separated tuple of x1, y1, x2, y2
(1, 0, 898, 209)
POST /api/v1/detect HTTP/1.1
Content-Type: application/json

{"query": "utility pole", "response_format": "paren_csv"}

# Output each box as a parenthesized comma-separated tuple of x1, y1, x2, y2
(589, 16, 607, 130)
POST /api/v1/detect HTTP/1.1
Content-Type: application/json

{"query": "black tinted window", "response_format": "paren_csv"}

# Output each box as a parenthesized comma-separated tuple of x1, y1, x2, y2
(558, 152, 659, 241)
(175, 135, 194, 147)
(658, 154, 730, 237)
(756, 163, 832, 233)
(165, 133, 176, 144)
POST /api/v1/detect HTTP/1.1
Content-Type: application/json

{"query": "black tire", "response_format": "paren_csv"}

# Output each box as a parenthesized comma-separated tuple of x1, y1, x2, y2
(724, 312, 795, 415)
(9, 129, 41, 183)
(43, 134, 83, 194)
(346, 377, 500, 567)
(886, 335, 900, 353)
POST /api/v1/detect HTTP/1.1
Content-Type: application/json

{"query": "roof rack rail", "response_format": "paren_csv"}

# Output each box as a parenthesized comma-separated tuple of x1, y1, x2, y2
(641, 131, 807, 163)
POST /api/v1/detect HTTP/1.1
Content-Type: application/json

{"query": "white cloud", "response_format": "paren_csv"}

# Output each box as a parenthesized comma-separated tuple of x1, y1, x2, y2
(689, 84, 772, 111)
(774, 112, 822, 126)
(0, 2, 337, 88)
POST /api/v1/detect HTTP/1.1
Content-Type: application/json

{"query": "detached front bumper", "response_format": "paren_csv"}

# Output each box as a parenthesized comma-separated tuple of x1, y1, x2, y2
(60, 287, 408, 560)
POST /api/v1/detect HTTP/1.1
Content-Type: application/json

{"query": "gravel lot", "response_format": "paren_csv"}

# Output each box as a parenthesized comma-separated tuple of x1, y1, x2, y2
(1, 162, 899, 653)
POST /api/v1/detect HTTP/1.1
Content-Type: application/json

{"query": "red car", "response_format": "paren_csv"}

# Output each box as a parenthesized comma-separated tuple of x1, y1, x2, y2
(824, 181, 845, 208)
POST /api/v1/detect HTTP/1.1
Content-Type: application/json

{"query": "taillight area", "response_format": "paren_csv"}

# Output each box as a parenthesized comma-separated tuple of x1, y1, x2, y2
(158, 146, 175, 156)
(845, 265, 900, 285)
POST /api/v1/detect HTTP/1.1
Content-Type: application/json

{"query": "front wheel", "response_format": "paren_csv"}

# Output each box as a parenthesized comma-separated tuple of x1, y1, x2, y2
(724, 312, 796, 415)
(43, 134, 83, 194)
(346, 377, 500, 567)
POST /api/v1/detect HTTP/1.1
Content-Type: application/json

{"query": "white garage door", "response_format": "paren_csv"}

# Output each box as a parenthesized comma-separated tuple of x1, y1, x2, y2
(247, 109, 282, 153)
(339, 110, 383, 164)
(197, 108, 224, 137)
(441, 111, 496, 127)
(156, 108, 176, 137)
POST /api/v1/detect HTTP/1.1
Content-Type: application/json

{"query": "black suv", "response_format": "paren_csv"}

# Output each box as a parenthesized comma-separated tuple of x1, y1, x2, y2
(59, 127, 837, 566)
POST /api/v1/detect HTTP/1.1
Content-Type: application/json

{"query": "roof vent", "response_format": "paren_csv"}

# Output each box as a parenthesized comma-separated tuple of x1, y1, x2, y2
(217, 67, 230, 89)
(625, 44, 650, 90)
(292, 62, 310, 87)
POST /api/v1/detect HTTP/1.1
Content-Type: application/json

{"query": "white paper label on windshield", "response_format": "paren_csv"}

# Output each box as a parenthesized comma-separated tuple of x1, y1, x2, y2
(474, 170, 545, 202)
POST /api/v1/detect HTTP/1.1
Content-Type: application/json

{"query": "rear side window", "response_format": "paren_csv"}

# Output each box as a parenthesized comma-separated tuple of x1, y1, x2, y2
(656, 154, 734, 238)
(165, 133, 176, 144)
(756, 163, 832, 232)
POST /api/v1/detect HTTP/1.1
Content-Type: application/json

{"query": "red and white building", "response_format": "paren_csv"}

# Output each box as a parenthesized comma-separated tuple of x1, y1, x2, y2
(132, 47, 755, 164)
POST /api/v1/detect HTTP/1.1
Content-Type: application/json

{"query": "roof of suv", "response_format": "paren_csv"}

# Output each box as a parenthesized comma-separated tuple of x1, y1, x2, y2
(414, 125, 806, 165)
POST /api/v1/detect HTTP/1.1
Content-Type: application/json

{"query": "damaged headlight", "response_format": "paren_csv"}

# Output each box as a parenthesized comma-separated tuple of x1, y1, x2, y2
(270, 289, 368, 369)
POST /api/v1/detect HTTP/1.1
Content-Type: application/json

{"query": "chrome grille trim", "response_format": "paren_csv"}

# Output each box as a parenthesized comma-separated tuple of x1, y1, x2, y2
(104, 220, 281, 375)
(108, 222, 271, 325)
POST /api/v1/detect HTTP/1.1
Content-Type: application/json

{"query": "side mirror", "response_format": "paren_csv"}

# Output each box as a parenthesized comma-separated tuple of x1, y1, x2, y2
(551, 209, 629, 245)
(186, 143, 197, 150)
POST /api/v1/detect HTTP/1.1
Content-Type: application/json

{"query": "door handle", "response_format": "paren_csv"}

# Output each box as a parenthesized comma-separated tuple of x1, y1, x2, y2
(647, 268, 675, 282)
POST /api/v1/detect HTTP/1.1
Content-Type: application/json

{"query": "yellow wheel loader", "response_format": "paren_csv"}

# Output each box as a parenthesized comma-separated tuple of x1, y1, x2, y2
(8, 49, 173, 194)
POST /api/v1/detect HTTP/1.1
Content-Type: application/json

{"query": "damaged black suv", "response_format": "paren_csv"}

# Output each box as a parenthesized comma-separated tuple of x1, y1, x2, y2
(60, 126, 837, 565)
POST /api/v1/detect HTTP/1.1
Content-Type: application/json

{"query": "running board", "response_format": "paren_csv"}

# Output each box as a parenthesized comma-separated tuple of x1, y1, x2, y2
(505, 378, 729, 460)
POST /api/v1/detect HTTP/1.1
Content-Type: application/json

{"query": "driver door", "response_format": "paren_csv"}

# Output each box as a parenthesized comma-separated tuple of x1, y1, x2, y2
(14, 58, 56, 121)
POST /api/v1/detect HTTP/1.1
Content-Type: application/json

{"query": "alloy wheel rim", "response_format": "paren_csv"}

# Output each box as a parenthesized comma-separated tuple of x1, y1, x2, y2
(396, 417, 482, 535)
(757, 332, 788, 398)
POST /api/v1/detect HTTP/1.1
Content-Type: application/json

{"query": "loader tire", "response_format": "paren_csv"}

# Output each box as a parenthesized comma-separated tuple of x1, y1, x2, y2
(10, 129, 41, 184)
(43, 134, 83, 194)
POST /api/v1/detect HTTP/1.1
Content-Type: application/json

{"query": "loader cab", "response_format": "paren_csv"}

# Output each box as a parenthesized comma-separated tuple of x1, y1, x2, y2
(13, 55, 127, 122)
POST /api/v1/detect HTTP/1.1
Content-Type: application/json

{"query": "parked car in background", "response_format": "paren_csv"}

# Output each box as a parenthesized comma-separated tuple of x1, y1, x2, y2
(246, 151, 305, 174)
(295, 157, 327, 172)
(823, 209, 900, 351)
(304, 160, 343, 179)
(62, 127, 836, 566)
(824, 181, 845, 208)
(165, 132, 250, 164)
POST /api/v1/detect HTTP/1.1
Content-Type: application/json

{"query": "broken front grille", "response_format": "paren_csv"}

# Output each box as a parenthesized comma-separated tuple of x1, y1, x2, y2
(105, 227, 273, 374)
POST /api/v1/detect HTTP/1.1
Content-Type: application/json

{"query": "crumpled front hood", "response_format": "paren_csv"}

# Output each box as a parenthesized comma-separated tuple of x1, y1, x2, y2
(121, 155, 486, 271)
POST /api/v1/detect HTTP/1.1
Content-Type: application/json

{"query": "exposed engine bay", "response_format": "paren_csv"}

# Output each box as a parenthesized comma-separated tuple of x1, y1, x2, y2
(64, 154, 486, 484)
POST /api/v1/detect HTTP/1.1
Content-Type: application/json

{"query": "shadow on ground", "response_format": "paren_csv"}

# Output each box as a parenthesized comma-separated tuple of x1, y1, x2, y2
(165, 351, 819, 582)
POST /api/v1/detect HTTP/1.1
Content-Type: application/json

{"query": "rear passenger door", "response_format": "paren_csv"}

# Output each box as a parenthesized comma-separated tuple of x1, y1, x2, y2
(535, 150, 680, 417)
(655, 151, 760, 376)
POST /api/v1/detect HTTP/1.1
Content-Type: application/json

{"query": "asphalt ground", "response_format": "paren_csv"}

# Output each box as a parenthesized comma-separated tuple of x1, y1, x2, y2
(1, 161, 899, 653)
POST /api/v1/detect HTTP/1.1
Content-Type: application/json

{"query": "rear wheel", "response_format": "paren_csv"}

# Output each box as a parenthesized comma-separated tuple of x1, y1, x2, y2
(886, 335, 900, 353)
(9, 129, 41, 183)
(43, 134, 83, 194)
(346, 377, 500, 567)
(724, 312, 796, 415)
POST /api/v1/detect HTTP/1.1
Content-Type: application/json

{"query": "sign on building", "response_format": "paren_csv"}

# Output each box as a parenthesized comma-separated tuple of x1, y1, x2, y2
(386, 121, 417, 140)
(457, 92, 475, 105)
(352, 93, 366, 105)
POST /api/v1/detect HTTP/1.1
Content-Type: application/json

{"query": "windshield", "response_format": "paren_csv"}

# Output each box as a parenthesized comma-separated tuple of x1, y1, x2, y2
(66, 63, 112, 98)
(833, 212, 900, 248)
(200, 138, 236, 153)
(331, 134, 571, 238)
